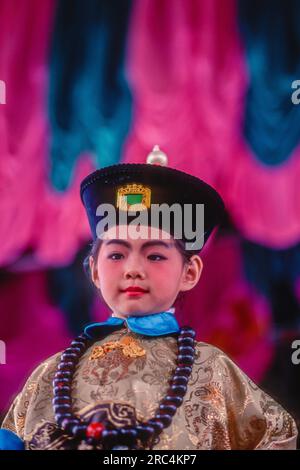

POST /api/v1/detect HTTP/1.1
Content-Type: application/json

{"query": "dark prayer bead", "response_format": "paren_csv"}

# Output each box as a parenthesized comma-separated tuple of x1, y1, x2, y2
(175, 365, 192, 375)
(77, 334, 89, 341)
(102, 429, 119, 448)
(163, 395, 184, 407)
(169, 384, 187, 396)
(54, 404, 72, 414)
(135, 424, 155, 441)
(54, 385, 71, 394)
(61, 418, 80, 432)
(63, 347, 75, 354)
(70, 341, 86, 350)
(61, 352, 79, 361)
(171, 375, 189, 386)
(178, 354, 194, 365)
(178, 346, 195, 356)
(178, 336, 194, 346)
(54, 371, 72, 379)
(58, 361, 76, 371)
(154, 414, 172, 428)
(71, 424, 87, 438)
(55, 413, 72, 425)
(118, 428, 138, 446)
(52, 396, 71, 406)
(180, 327, 196, 338)
(158, 404, 177, 416)
(69, 347, 83, 355)
(147, 419, 164, 434)
(53, 378, 71, 387)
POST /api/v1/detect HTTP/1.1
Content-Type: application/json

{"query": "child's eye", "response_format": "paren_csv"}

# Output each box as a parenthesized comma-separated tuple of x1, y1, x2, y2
(108, 253, 124, 260)
(148, 254, 167, 261)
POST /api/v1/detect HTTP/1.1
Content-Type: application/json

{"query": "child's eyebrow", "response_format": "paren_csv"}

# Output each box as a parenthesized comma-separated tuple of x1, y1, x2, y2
(104, 239, 174, 250)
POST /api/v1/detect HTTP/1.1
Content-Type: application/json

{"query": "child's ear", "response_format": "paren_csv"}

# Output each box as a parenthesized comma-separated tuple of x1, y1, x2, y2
(179, 255, 203, 292)
(89, 256, 101, 289)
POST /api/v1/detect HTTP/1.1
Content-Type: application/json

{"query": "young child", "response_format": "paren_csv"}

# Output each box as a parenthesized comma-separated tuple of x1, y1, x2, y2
(0, 147, 298, 450)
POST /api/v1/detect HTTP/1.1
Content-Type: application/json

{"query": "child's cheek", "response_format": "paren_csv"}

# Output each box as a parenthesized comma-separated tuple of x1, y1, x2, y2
(149, 269, 167, 288)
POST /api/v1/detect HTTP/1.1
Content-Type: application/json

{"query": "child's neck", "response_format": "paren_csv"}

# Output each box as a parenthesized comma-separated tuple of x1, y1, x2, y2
(111, 307, 175, 320)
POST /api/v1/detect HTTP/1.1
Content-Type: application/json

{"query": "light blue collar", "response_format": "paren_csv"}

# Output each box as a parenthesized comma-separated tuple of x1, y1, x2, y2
(84, 309, 180, 339)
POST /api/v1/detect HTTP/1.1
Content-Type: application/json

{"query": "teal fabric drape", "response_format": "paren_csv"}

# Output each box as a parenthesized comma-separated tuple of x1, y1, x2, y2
(238, 0, 300, 165)
(242, 239, 300, 328)
(48, 0, 133, 190)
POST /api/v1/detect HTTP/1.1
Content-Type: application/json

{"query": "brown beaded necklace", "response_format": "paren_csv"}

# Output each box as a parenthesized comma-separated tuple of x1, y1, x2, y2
(53, 326, 196, 450)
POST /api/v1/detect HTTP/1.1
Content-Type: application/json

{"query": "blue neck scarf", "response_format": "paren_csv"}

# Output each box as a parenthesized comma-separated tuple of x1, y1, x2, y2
(84, 309, 180, 339)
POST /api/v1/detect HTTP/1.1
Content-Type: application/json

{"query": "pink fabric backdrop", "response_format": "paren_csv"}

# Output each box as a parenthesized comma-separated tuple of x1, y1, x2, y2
(0, 0, 94, 268)
(0, 270, 71, 412)
(124, 0, 300, 249)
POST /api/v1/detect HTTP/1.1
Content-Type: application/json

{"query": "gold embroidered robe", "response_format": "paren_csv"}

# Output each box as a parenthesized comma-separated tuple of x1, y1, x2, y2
(1, 327, 298, 450)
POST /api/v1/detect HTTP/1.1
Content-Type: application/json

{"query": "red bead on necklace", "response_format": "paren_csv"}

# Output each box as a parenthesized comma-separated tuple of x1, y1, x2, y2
(86, 422, 105, 440)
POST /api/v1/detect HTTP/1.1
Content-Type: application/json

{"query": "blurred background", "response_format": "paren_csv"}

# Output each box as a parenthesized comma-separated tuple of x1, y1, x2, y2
(1, 0, 300, 436)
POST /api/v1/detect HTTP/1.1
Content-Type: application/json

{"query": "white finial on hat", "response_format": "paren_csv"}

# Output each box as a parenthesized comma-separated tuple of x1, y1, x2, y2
(146, 145, 168, 166)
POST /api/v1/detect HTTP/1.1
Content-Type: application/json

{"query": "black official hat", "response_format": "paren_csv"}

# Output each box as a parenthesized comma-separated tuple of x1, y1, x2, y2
(80, 146, 225, 253)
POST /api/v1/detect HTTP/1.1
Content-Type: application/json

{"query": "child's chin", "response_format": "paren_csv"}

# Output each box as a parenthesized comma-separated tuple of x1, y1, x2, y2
(120, 309, 153, 317)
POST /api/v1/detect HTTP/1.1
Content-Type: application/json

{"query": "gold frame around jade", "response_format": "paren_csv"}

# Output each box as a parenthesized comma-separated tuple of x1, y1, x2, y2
(116, 183, 151, 211)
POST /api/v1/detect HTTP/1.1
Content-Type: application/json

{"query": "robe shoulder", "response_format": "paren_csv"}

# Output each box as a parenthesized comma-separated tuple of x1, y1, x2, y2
(1, 351, 62, 438)
(193, 340, 298, 449)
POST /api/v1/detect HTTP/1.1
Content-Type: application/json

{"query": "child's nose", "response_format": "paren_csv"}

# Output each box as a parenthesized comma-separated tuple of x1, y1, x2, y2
(124, 267, 146, 280)
(124, 269, 145, 280)
(123, 254, 146, 279)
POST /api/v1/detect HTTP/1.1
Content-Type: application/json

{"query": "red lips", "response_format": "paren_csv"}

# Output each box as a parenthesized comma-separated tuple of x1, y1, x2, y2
(121, 286, 149, 293)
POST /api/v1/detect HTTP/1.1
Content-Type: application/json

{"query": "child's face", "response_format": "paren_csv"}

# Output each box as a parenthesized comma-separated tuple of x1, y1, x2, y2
(89, 225, 202, 318)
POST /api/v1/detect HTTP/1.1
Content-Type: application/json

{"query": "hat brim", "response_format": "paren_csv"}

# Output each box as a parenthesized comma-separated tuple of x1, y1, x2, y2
(80, 163, 225, 251)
